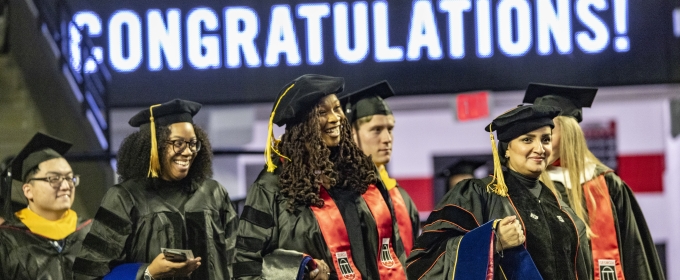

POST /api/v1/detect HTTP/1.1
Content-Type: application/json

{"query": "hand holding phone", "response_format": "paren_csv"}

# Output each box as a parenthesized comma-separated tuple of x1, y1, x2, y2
(148, 251, 201, 279)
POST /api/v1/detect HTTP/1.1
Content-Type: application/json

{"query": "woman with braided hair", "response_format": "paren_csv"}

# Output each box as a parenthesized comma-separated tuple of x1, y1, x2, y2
(234, 74, 408, 280)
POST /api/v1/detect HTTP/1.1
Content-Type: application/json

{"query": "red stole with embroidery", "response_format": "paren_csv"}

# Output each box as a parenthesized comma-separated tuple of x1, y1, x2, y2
(311, 185, 406, 279)
(584, 175, 625, 280)
(387, 188, 413, 255)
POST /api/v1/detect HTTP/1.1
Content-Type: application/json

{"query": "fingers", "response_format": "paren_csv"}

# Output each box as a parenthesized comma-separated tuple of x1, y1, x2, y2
(309, 268, 320, 279)
(313, 260, 331, 280)
(499, 215, 517, 226)
(186, 258, 202, 271)
(514, 220, 525, 244)
(496, 216, 525, 249)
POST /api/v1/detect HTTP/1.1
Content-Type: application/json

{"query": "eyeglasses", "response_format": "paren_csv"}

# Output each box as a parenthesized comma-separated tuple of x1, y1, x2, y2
(166, 139, 202, 154)
(28, 175, 80, 188)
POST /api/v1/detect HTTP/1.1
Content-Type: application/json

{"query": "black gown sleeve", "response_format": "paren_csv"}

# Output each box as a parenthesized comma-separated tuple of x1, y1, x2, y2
(606, 172, 666, 280)
(406, 179, 489, 279)
(233, 177, 280, 279)
(0, 233, 12, 278)
(220, 182, 240, 280)
(73, 185, 139, 279)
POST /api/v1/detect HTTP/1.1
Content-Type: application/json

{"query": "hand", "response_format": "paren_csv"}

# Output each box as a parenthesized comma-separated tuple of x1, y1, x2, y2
(494, 215, 524, 252)
(147, 252, 202, 279)
(306, 259, 330, 280)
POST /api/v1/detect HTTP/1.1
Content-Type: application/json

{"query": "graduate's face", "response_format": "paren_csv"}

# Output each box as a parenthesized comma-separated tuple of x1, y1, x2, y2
(547, 117, 562, 164)
(506, 126, 552, 178)
(316, 94, 344, 147)
(353, 114, 395, 166)
(161, 122, 198, 182)
(23, 157, 75, 216)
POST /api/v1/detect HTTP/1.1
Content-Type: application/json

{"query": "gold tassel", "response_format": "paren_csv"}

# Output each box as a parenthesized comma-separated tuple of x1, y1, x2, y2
(487, 124, 508, 197)
(148, 104, 162, 178)
(265, 84, 294, 172)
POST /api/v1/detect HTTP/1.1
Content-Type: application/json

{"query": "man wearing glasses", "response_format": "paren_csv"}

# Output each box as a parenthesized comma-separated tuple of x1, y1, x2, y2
(0, 132, 91, 279)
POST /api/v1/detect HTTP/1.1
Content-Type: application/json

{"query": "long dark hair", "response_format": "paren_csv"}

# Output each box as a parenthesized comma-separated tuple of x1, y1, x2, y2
(277, 106, 377, 212)
(117, 124, 213, 185)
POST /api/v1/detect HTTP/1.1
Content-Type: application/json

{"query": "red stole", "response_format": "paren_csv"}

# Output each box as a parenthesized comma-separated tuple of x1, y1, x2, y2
(387, 187, 413, 255)
(311, 185, 406, 279)
(583, 175, 625, 280)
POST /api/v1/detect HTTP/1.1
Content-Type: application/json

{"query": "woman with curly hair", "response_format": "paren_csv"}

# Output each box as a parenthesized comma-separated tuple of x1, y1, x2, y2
(524, 83, 665, 280)
(234, 74, 408, 280)
(73, 99, 238, 280)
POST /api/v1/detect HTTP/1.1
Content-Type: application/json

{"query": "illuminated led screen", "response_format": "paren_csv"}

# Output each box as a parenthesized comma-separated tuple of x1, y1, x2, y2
(68, 0, 680, 107)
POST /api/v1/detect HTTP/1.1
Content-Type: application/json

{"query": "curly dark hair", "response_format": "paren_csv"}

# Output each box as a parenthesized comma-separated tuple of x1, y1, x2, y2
(117, 124, 213, 185)
(278, 106, 378, 211)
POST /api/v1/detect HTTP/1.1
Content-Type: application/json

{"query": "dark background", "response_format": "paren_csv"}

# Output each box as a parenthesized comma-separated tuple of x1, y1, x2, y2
(67, 0, 680, 107)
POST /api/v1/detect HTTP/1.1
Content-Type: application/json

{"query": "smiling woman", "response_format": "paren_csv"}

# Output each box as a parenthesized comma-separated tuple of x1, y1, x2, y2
(234, 74, 408, 280)
(160, 122, 201, 182)
(505, 126, 552, 178)
(407, 104, 594, 280)
(316, 94, 344, 147)
(72, 99, 238, 280)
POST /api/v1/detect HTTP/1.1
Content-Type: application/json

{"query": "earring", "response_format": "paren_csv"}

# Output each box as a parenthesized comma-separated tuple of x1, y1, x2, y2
(504, 154, 510, 159)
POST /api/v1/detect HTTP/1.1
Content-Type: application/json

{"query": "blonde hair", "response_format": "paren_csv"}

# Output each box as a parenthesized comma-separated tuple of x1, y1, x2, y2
(550, 116, 610, 237)
(353, 115, 374, 130)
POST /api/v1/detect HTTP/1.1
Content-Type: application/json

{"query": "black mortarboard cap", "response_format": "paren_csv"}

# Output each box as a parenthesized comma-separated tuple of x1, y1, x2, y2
(271, 74, 345, 126)
(128, 99, 202, 178)
(485, 105, 561, 142)
(522, 83, 597, 123)
(342, 80, 394, 124)
(10, 132, 72, 182)
(129, 99, 202, 128)
(438, 159, 487, 177)
(483, 105, 560, 197)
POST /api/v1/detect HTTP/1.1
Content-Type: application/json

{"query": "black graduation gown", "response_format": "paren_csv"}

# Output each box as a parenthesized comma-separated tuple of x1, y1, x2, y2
(0, 217, 92, 279)
(72, 178, 238, 280)
(551, 166, 665, 280)
(406, 170, 593, 280)
(233, 167, 407, 280)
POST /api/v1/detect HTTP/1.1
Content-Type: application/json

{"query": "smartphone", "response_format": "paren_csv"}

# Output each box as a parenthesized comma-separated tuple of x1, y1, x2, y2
(163, 249, 188, 262)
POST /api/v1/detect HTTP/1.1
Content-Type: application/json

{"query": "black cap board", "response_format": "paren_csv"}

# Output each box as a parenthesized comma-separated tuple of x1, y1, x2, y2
(522, 83, 597, 123)
(485, 105, 562, 142)
(438, 159, 487, 177)
(483, 104, 561, 197)
(271, 74, 345, 126)
(10, 132, 72, 182)
(129, 99, 202, 128)
(342, 80, 394, 124)
(128, 99, 203, 178)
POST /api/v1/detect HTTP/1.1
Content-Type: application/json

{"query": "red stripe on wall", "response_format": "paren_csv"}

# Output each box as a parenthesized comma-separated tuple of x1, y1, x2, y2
(396, 153, 664, 212)
(617, 154, 664, 193)
(397, 178, 433, 212)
